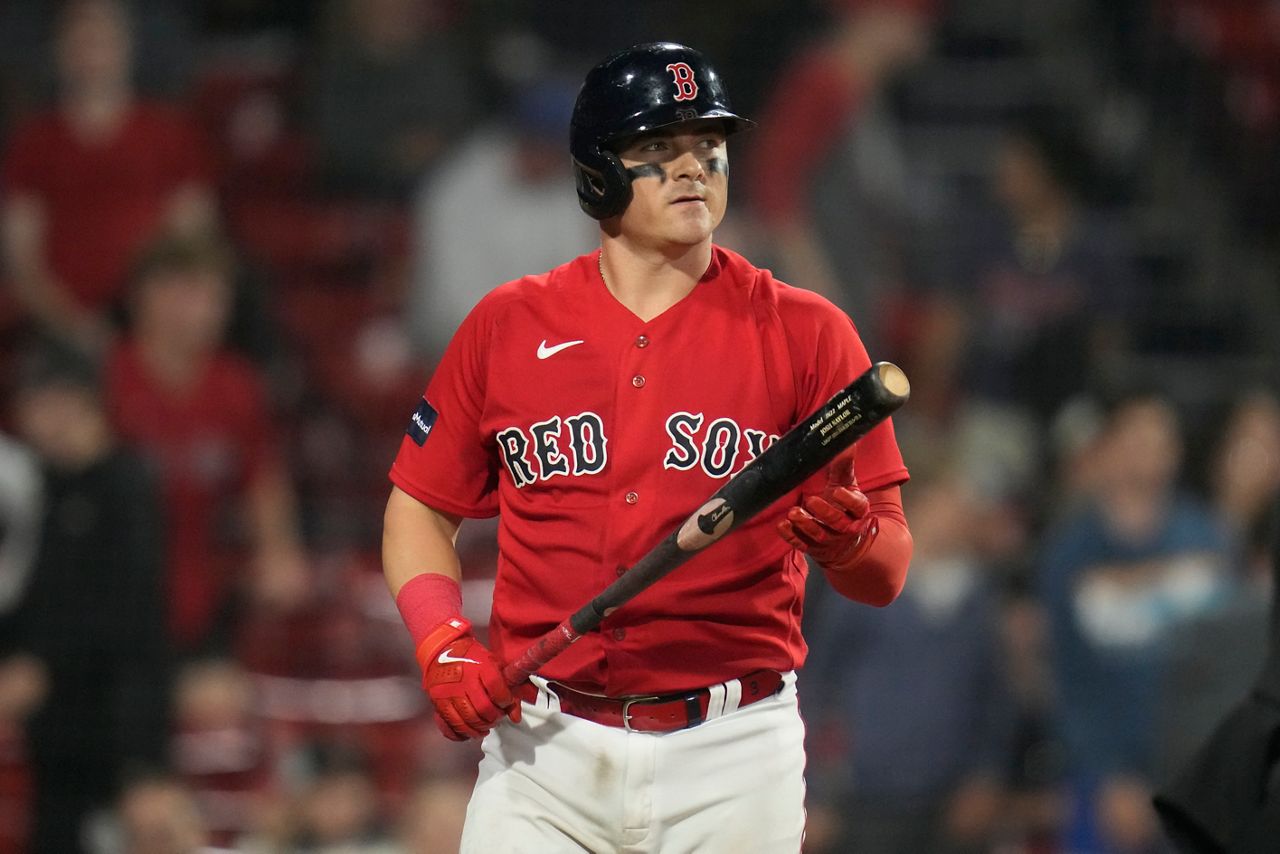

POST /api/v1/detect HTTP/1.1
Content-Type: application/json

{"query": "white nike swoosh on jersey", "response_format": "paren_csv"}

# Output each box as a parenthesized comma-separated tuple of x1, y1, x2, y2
(438, 651, 480, 665)
(537, 339, 585, 359)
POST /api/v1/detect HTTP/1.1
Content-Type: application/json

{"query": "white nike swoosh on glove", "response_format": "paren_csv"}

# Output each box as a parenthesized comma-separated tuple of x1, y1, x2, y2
(438, 650, 481, 665)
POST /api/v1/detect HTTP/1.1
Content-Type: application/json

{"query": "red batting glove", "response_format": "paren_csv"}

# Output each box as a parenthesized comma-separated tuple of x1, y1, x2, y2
(416, 617, 522, 742)
(777, 452, 878, 573)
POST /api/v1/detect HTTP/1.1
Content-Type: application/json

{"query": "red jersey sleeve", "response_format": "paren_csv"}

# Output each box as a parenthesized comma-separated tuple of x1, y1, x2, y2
(389, 294, 501, 518)
(780, 287, 908, 494)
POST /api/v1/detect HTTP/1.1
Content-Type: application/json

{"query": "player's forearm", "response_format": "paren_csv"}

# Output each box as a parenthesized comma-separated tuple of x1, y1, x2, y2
(382, 485, 464, 596)
(380, 494, 515, 745)
(821, 485, 912, 607)
(822, 514, 912, 606)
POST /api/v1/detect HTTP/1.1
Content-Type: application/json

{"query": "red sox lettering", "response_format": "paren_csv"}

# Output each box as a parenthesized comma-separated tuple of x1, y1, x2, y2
(664, 412, 776, 478)
(495, 411, 779, 487)
(495, 412, 607, 487)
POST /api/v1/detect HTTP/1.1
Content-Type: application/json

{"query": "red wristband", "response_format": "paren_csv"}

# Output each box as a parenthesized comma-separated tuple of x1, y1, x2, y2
(394, 573, 463, 649)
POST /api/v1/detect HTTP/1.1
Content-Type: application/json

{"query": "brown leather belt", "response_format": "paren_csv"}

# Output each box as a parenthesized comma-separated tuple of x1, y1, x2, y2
(514, 669, 784, 733)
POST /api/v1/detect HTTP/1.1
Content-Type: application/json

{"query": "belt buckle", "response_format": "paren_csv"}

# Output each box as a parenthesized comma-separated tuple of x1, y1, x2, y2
(620, 695, 659, 732)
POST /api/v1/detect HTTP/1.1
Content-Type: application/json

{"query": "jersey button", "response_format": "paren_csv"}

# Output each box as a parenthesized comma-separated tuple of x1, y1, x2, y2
(612, 628, 626, 641)
(635, 335, 650, 349)
(616, 565, 627, 577)
(624, 491, 639, 505)
(631, 375, 645, 388)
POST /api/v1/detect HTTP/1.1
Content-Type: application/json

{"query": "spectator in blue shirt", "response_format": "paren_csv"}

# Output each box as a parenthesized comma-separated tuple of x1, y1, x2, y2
(1040, 391, 1232, 854)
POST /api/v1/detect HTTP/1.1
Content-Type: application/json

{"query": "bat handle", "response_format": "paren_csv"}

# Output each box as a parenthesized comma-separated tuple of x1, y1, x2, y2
(501, 618, 583, 687)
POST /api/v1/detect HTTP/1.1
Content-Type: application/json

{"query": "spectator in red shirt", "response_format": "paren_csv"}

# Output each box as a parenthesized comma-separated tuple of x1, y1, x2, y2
(0, 0, 216, 354)
(744, 0, 935, 304)
(105, 234, 308, 658)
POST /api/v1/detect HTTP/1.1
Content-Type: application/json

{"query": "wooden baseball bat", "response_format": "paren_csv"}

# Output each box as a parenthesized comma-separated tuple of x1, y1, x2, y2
(500, 361, 910, 686)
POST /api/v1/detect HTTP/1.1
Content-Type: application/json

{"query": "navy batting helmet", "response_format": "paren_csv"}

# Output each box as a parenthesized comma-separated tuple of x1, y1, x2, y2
(570, 42, 755, 220)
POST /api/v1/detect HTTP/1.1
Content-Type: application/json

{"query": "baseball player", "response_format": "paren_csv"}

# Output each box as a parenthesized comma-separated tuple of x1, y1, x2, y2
(383, 42, 912, 852)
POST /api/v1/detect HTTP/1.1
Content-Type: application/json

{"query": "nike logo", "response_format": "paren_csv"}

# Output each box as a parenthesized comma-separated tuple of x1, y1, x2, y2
(438, 650, 480, 665)
(537, 339, 585, 359)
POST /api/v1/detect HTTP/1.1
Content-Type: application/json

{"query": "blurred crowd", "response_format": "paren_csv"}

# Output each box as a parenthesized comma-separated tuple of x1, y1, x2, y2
(0, 0, 1276, 852)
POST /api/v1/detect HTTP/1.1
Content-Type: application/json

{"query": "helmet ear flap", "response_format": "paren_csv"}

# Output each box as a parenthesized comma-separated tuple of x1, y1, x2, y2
(573, 146, 633, 220)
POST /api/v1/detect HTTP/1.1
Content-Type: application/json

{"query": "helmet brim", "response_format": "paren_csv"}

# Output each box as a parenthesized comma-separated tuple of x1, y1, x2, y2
(602, 110, 756, 149)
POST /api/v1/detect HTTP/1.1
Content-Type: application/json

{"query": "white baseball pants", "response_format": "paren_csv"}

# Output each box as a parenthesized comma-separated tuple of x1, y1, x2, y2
(459, 672, 806, 853)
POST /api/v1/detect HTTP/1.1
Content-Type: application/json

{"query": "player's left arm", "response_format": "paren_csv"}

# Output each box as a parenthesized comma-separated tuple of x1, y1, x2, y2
(777, 451, 912, 606)
(770, 290, 911, 605)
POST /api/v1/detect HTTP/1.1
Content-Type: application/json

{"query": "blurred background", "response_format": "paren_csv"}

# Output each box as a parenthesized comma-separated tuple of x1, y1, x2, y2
(0, 0, 1276, 851)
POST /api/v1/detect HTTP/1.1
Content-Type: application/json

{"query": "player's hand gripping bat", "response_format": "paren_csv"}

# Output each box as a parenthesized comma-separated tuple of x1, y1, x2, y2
(500, 361, 910, 686)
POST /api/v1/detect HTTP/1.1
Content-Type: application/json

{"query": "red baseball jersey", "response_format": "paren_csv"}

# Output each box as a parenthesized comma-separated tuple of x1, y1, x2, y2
(0, 103, 212, 311)
(390, 246, 907, 695)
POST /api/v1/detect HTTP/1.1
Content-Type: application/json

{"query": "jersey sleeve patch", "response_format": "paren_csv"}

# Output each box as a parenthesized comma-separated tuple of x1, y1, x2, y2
(406, 398, 439, 446)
